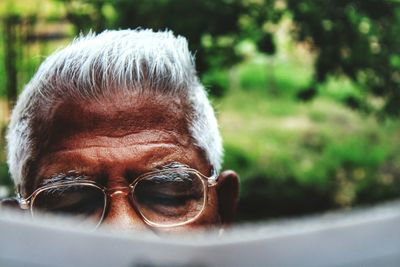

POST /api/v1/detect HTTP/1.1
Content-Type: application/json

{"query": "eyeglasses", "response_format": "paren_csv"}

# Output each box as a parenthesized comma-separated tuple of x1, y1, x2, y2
(17, 167, 218, 228)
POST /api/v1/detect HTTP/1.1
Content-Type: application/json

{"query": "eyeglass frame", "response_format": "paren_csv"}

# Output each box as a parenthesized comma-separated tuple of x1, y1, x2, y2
(17, 167, 219, 229)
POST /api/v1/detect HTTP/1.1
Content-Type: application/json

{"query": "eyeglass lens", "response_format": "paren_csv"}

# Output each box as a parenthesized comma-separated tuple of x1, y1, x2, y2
(30, 171, 206, 226)
(32, 184, 106, 224)
(133, 171, 205, 225)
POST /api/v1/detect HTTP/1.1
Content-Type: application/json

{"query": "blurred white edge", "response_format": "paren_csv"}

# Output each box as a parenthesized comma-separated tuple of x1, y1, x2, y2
(1, 199, 400, 267)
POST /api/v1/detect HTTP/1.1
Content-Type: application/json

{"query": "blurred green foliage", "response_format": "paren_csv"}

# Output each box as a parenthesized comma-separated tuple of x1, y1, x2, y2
(1, 0, 400, 222)
(287, 0, 400, 116)
(221, 61, 400, 221)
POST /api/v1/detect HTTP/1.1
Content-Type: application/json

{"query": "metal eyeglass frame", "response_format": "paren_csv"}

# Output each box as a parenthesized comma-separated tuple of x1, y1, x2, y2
(17, 167, 218, 229)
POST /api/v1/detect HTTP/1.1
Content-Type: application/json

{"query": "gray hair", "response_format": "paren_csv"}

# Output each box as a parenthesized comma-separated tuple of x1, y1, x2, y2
(6, 29, 223, 186)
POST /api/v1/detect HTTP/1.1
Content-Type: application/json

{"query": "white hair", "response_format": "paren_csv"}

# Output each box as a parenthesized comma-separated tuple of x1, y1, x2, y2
(6, 29, 223, 186)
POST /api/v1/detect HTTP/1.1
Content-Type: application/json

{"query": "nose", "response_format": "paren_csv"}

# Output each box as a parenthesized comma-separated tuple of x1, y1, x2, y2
(101, 190, 148, 231)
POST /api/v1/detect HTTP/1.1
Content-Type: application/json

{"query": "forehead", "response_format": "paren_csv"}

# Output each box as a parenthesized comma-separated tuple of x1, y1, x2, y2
(49, 92, 190, 139)
(23, 92, 210, 193)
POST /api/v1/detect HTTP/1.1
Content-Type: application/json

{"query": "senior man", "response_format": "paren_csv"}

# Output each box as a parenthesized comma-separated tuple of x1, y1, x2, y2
(2, 29, 239, 231)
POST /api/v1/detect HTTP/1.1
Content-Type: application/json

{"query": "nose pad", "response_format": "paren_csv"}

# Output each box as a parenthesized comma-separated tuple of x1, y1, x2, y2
(109, 189, 128, 198)
(101, 190, 148, 231)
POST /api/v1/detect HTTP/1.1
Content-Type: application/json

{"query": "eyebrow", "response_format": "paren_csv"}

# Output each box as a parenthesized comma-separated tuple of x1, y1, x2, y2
(39, 162, 190, 186)
(40, 171, 91, 186)
(158, 161, 190, 170)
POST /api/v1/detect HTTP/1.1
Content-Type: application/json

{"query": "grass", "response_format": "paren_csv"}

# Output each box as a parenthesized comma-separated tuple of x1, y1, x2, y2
(217, 59, 400, 221)
(237, 56, 313, 98)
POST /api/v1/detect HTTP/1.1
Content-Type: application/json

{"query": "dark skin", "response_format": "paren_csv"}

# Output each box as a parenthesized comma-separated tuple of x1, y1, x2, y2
(10, 91, 239, 232)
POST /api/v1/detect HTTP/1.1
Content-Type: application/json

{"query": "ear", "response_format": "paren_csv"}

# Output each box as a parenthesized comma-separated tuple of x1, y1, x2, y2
(215, 170, 240, 225)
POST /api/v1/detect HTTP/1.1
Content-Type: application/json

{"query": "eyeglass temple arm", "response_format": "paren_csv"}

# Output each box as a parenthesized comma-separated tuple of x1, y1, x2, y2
(208, 168, 219, 183)
(15, 193, 30, 209)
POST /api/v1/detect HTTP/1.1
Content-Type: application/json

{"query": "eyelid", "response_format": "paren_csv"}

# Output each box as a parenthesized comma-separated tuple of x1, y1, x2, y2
(43, 183, 76, 194)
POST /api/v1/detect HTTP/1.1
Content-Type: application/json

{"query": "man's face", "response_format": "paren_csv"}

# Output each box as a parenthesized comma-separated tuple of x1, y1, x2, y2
(21, 92, 238, 231)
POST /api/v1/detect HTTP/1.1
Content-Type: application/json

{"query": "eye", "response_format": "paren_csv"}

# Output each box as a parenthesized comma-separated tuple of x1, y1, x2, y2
(32, 184, 106, 224)
(137, 192, 198, 213)
(132, 171, 206, 224)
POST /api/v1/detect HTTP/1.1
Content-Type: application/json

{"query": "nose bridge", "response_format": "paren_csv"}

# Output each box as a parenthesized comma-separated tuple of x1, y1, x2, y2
(106, 186, 130, 197)
(102, 193, 148, 230)
(101, 179, 147, 230)
(104, 169, 132, 199)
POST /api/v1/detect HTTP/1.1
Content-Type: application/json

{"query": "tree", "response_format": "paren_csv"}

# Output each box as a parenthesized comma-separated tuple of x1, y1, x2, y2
(287, 0, 400, 116)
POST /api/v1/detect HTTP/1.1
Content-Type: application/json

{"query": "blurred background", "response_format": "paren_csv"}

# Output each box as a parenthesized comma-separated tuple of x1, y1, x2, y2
(0, 0, 400, 222)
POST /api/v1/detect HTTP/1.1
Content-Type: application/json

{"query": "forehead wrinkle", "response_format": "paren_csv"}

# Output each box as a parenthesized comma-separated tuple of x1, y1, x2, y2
(36, 142, 192, 178)
(45, 93, 193, 154)
(47, 143, 184, 161)
(48, 129, 190, 154)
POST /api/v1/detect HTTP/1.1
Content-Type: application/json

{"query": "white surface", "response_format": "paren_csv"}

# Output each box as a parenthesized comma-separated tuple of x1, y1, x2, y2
(0, 186, 10, 198)
(1, 201, 400, 267)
